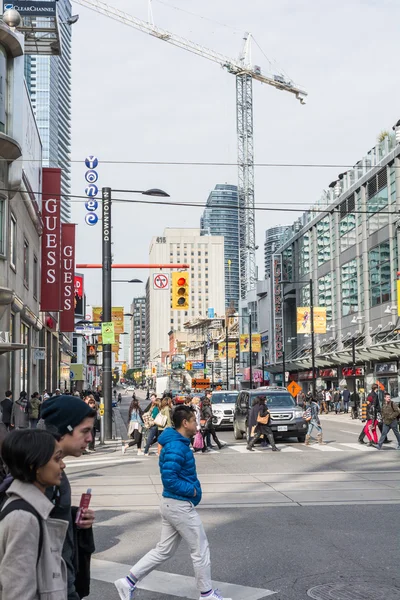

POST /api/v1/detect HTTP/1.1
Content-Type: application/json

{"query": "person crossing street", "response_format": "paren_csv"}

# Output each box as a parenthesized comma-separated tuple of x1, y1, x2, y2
(376, 393, 400, 450)
(246, 396, 280, 452)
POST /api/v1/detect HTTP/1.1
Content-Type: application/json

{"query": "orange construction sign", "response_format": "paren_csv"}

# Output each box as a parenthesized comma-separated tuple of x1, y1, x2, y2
(287, 381, 302, 398)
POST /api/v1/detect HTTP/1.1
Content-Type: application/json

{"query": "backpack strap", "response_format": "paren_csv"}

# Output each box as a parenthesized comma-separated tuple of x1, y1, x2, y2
(0, 499, 43, 564)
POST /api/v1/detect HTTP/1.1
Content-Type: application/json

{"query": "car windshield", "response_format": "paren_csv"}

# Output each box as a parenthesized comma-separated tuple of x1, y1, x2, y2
(250, 393, 295, 408)
(211, 393, 238, 404)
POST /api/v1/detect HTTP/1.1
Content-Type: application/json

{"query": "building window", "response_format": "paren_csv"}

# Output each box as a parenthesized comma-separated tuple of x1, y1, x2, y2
(300, 284, 310, 306)
(316, 216, 331, 265)
(369, 242, 391, 307)
(23, 239, 29, 287)
(318, 273, 332, 321)
(339, 195, 356, 251)
(0, 198, 4, 256)
(367, 169, 389, 234)
(299, 233, 310, 276)
(10, 214, 16, 269)
(282, 246, 293, 281)
(33, 255, 38, 299)
(341, 259, 358, 316)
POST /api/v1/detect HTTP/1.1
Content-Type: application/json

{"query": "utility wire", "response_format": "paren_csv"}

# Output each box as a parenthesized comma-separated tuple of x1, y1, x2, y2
(154, 0, 242, 34)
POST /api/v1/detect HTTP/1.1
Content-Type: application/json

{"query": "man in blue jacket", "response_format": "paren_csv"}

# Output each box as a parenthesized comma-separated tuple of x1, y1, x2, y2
(115, 405, 231, 600)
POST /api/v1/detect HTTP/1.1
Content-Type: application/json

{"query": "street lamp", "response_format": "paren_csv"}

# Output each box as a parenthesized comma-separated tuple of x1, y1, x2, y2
(111, 279, 143, 283)
(102, 186, 169, 439)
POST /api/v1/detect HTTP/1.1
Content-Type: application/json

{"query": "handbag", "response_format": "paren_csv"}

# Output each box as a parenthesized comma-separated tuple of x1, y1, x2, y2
(257, 412, 270, 425)
(193, 431, 204, 450)
(142, 411, 155, 428)
(154, 412, 168, 428)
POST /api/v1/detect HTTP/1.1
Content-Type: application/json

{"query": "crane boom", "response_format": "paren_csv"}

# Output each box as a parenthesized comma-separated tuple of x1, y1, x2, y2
(73, 0, 307, 103)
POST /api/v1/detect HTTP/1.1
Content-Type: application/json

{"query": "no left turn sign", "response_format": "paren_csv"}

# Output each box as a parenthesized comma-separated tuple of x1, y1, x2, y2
(153, 273, 169, 290)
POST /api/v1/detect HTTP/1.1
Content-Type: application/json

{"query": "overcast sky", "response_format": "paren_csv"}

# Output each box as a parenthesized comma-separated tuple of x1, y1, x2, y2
(70, 0, 400, 315)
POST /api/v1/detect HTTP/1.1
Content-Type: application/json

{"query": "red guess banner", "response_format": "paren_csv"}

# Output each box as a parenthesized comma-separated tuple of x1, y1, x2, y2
(59, 224, 76, 332)
(41, 168, 62, 311)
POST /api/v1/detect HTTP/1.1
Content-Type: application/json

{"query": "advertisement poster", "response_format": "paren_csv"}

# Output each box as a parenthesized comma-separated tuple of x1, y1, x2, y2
(218, 342, 236, 359)
(92, 306, 124, 333)
(296, 307, 327, 334)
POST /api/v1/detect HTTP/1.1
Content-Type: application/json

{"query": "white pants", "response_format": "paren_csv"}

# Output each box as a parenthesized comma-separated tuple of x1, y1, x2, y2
(131, 497, 212, 592)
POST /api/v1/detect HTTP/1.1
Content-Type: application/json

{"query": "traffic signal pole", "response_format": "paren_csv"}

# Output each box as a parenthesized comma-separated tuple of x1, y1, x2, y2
(225, 321, 229, 390)
(102, 187, 112, 439)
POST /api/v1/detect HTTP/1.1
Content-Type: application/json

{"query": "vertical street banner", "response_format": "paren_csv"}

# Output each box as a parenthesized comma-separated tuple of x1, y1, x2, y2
(41, 168, 62, 310)
(272, 255, 284, 362)
(218, 342, 236, 359)
(252, 334, 261, 353)
(296, 307, 327, 334)
(92, 306, 124, 332)
(74, 273, 84, 317)
(59, 224, 76, 332)
(240, 334, 250, 352)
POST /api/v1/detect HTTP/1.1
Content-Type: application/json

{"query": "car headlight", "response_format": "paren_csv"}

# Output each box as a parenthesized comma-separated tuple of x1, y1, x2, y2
(213, 410, 222, 415)
(293, 409, 303, 419)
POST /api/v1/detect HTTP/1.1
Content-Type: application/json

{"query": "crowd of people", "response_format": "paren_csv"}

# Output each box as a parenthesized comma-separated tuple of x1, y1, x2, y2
(122, 390, 226, 456)
(297, 386, 361, 418)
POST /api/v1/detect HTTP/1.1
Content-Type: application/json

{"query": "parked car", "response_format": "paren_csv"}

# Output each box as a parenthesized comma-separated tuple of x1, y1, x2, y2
(233, 387, 308, 443)
(127, 386, 136, 392)
(210, 391, 238, 428)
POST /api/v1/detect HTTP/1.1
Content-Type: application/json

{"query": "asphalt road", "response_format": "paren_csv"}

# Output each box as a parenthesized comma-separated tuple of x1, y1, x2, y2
(69, 389, 400, 600)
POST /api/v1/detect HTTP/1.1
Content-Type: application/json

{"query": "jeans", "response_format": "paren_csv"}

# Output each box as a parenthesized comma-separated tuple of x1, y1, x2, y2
(131, 498, 211, 593)
(128, 428, 143, 449)
(29, 419, 39, 429)
(144, 425, 158, 454)
(377, 419, 400, 448)
(343, 401, 349, 413)
(307, 419, 322, 436)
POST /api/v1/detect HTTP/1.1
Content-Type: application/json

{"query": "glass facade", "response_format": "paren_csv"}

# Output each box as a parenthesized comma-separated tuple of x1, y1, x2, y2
(26, 0, 72, 223)
(299, 233, 310, 276)
(318, 273, 333, 321)
(369, 242, 391, 307)
(316, 216, 331, 265)
(341, 259, 358, 316)
(201, 184, 239, 309)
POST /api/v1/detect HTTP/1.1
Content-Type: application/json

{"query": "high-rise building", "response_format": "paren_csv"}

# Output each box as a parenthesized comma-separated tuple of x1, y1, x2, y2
(264, 225, 291, 278)
(130, 297, 147, 369)
(148, 228, 225, 362)
(201, 184, 239, 309)
(26, 0, 72, 223)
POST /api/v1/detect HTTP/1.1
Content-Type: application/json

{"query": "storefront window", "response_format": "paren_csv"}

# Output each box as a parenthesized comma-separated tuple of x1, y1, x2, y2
(341, 259, 358, 316)
(316, 216, 331, 265)
(20, 323, 30, 393)
(369, 241, 391, 307)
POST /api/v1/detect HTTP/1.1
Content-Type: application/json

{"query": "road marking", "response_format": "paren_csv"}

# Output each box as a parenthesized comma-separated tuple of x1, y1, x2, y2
(308, 444, 343, 452)
(340, 430, 359, 435)
(91, 558, 276, 599)
(230, 445, 262, 453)
(340, 443, 380, 452)
(276, 445, 302, 452)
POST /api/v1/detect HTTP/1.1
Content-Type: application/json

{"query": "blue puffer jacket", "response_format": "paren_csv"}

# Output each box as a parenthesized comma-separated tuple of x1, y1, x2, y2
(158, 427, 202, 507)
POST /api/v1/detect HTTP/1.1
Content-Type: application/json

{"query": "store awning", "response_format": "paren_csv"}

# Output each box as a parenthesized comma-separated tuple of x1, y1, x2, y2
(0, 343, 27, 355)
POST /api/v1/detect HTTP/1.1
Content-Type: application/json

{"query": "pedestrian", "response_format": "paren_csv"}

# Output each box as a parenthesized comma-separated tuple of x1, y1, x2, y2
(201, 397, 224, 450)
(122, 399, 144, 455)
(118, 392, 122, 404)
(28, 391, 41, 429)
(248, 397, 261, 442)
(363, 393, 379, 446)
(0, 429, 68, 600)
(350, 389, 360, 419)
(40, 395, 97, 600)
(246, 396, 279, 451)
(84, 395, 98, 451)
(376, 393, 400, 450)
(191, 397, 207, 453)
(54, 389, 61, 396)
(114, 405, 230, 600)
(320, 389, 328, 414)
(11, 391, 29, 429)
(325, 389, 332, 412)
(334, 388, 342, 414)
(358, 384, 386, 444)
(342, 386, 350, 414)
(143, 396, 160, 456)
(157, 399, 172, 432)
(303, 395, 325, 445)
(0, 391, 13, 431)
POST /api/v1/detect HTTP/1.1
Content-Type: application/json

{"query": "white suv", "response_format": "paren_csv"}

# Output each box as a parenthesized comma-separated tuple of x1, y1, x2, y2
(211, 391, 239, 429)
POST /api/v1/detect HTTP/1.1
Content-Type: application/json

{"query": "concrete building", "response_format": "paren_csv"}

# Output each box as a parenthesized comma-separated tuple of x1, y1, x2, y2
(264, 225, 291, 278)
(267, 126, 400, 397)
(147, 228, 225, 363)
(0, 26, 43, 399)
(26, 0, 72, 223)
(130, 297, 146, 370)
(200, 184, 239, 309)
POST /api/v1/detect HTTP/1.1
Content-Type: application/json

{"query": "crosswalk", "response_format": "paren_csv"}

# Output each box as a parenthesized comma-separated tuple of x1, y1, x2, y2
(228, 441, 398, 453)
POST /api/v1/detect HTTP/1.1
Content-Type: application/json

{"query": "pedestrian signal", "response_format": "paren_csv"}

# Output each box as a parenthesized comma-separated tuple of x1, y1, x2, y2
(172, 271, 189, 310)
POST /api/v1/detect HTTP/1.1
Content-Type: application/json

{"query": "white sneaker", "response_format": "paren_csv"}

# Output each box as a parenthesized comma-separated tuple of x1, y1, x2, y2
(115, 577, 136, 600)
(137, 450, 143, 456)
(122, 445, 127, 455)
(199, 590, 232, 600)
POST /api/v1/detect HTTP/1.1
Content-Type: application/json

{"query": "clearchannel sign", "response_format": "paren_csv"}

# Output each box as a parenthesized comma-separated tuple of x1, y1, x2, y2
(84, 155, 99, 226)
(3, 1, 57, 16)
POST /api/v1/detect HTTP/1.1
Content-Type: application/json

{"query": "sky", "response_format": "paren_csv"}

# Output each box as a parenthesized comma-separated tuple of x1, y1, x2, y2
(70, 0, 400, 315)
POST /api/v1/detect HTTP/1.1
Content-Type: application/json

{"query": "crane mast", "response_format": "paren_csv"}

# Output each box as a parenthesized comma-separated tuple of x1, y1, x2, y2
(72, 0, 307, 298)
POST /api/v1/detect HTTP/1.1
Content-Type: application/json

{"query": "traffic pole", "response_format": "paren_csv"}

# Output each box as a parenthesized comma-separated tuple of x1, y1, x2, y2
(225, 321, 229, 390)
(102, 187, 112, 439)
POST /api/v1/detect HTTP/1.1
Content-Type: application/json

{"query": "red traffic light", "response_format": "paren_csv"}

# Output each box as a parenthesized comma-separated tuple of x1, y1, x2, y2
(177, 277, 186, 286)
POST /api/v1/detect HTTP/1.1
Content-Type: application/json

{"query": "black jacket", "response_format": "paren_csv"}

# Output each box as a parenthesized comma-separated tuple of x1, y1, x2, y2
(0, 398, 12, 424)
(366, 402, 377, 422)
(255, 404, 272, 434)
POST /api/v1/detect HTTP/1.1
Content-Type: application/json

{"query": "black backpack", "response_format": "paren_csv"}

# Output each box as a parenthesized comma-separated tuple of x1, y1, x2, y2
(0, 499, 43, 563)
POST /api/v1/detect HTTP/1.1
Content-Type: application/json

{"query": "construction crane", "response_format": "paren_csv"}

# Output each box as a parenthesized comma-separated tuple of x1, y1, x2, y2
(72, 0, 307, 298)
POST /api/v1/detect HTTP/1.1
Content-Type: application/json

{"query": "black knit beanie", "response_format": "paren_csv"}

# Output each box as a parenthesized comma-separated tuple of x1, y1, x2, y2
(41, 395, 95, 436)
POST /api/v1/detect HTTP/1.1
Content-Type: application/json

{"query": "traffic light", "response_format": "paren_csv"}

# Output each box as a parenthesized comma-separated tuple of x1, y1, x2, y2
(172, 271, 189, 310)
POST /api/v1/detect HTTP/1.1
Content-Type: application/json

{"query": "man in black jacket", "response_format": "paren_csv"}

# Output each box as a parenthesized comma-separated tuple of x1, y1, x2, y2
(0, 391, 13, 430)
(41, 396, 96, 600)
(247, 397, 280, 452)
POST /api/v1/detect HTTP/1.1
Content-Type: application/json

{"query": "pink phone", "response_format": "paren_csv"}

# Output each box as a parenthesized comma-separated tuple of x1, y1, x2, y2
(75, 488, 92, 525)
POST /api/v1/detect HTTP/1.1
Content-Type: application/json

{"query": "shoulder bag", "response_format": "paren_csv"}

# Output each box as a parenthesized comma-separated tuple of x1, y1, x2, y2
(154, 412, 168, 428)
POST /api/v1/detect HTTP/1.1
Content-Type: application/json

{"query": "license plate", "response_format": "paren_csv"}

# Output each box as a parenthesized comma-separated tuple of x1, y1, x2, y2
(277, 426, 288, 432)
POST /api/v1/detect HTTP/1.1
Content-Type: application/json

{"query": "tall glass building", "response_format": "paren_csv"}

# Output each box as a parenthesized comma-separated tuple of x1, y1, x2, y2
(26, 0, 72, 222)
(264, 225, 291, 278)
(201, 184, 240, 309)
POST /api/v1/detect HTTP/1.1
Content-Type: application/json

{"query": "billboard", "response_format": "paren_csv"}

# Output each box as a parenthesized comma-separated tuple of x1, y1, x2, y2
(3, 1, 57, 16)
(41, 168, 61, 311)
(59, 224, 75, 332)
(272, 255, 284, 362)
(92, 306, 124, 333)
(296, 307, 327, 334)
(74, 273, 84, 317)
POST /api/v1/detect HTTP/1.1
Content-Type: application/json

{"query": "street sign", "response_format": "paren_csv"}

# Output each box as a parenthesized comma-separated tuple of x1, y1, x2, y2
(192, 362, 204, 370)
(153, 273, 169, 290)
(85, 155, 99, 169)
(85, 184, 98, 197)
(85, 213, 98, 226)
(287, 381, 302, 398)
(208, 307, 215, 318)
(192, 378, 210, 389)
(85, 170, 98, 183)
(33, 349, 45, 360)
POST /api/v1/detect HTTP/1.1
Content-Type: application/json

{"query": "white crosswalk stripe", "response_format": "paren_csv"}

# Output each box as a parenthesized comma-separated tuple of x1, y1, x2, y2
(308, 444, 343, 451)
(340, 442, 380, 452)
(276, 444, 302, 452)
